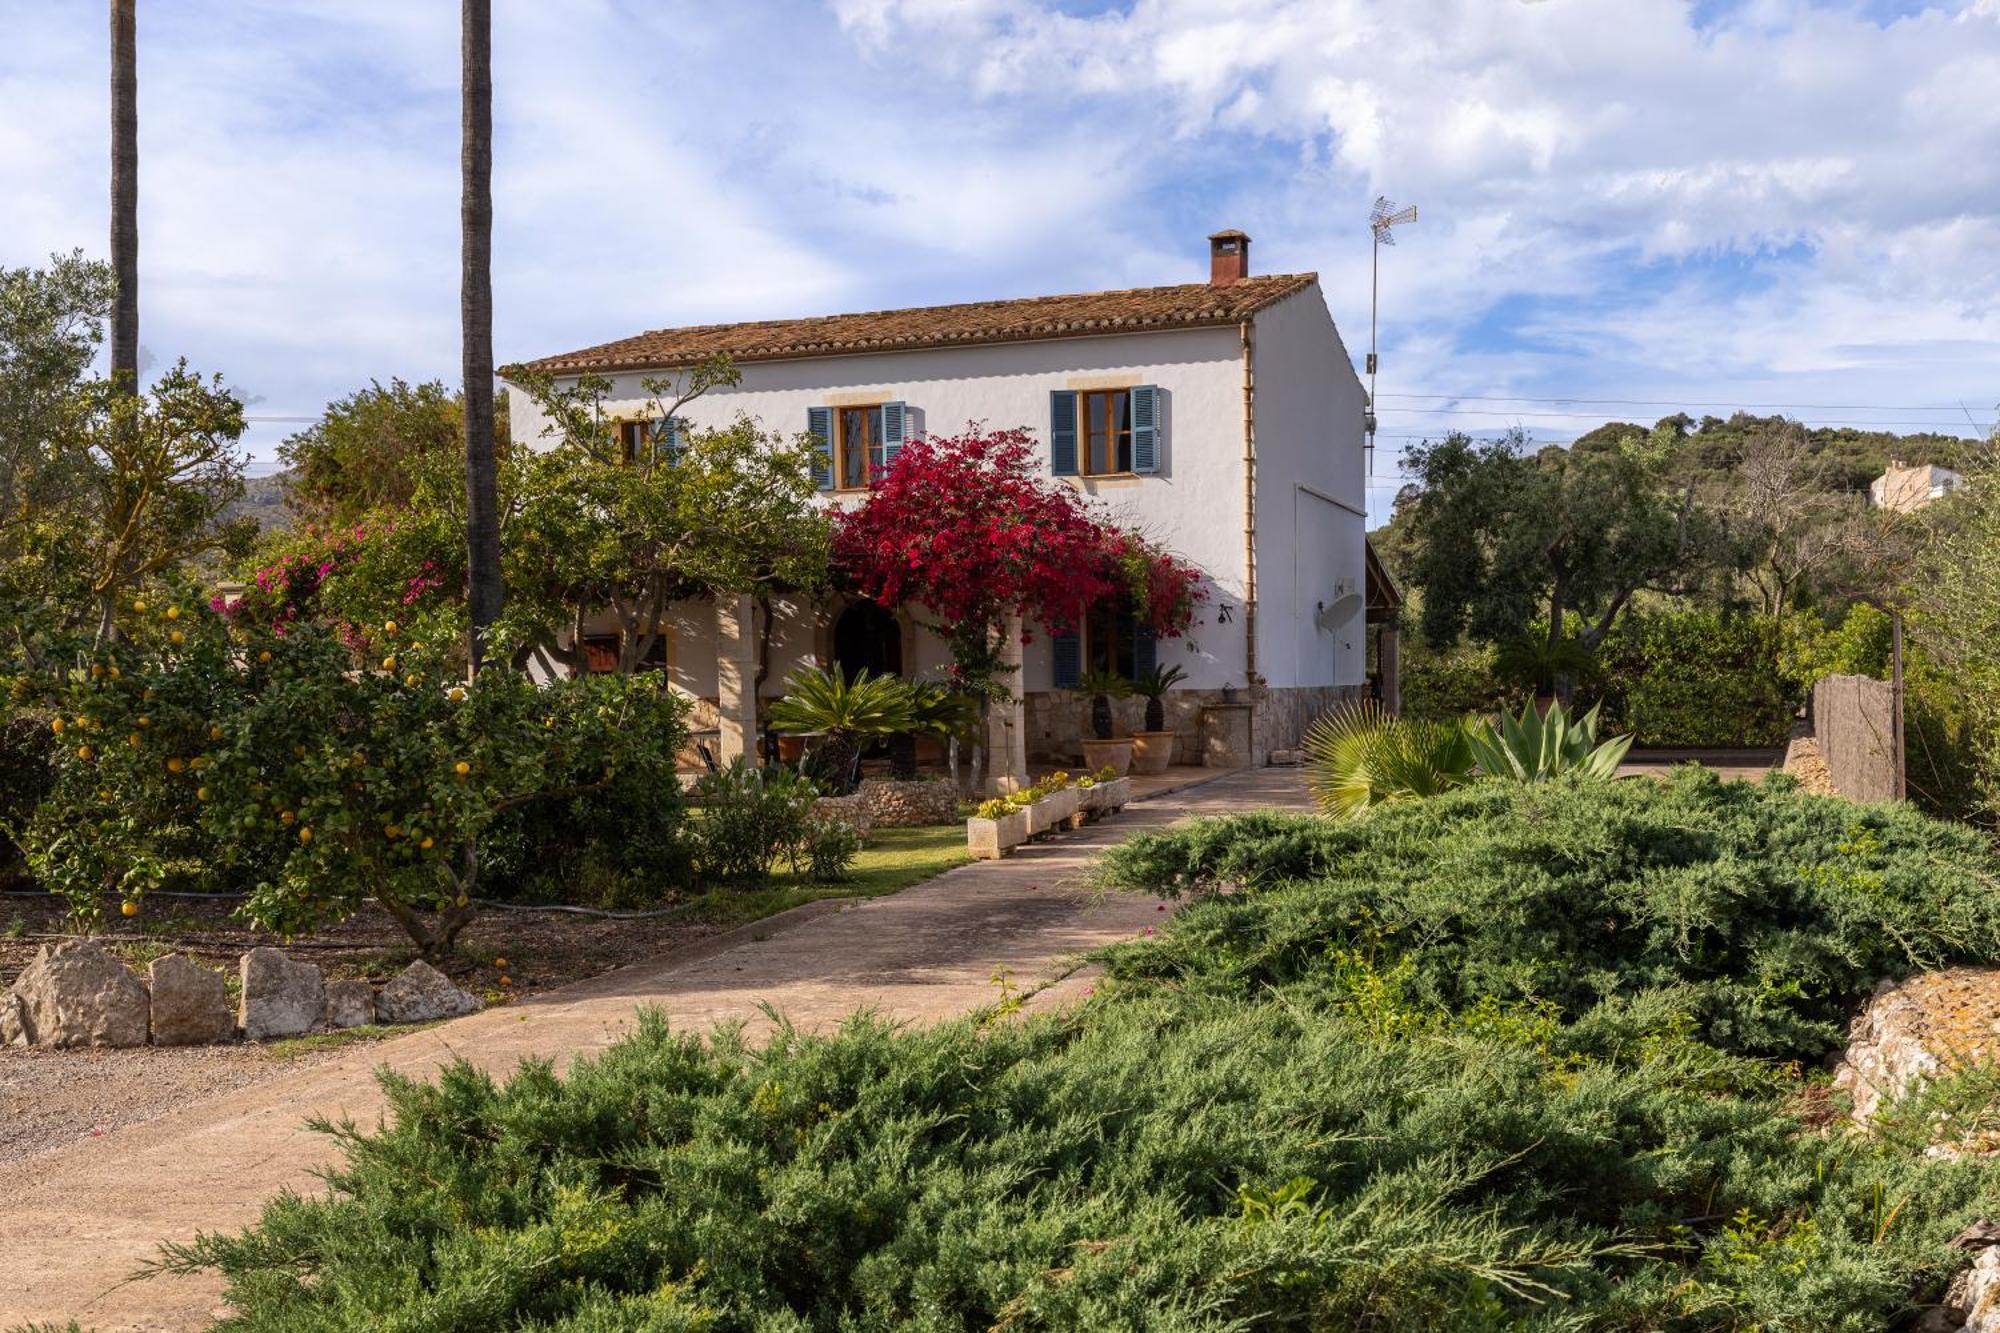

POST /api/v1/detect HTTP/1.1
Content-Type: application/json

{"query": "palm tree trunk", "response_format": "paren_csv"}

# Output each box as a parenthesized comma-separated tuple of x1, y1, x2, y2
(461, 0, 503, 670)
(109, 0, 137, 398)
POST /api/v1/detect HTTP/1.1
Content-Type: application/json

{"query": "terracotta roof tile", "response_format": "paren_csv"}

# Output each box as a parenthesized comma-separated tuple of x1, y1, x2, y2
(508, 273, 1317, 376)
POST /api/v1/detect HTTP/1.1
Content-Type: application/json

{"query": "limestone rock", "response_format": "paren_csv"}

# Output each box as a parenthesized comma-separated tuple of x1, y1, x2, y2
(147, 954, 234, 1046)
(1, 986, 26, 1047)
(809, 792, 872, 842)
(857, 778, 958, 827)
(376, 960, 479, 1025)
(9, 939, 150, 1047)
(239, 947, 325, 1041)
(322, 979, 376, 1030)
(1836, 969, 2000, 1129)
(1923, 1247, 2000, 1333)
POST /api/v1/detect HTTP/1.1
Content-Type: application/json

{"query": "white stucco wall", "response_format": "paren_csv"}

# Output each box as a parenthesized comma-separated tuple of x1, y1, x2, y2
(505, 285, 1368, 699)
(506, 327, 1257, 691)
(1247, 286, 1370, 689)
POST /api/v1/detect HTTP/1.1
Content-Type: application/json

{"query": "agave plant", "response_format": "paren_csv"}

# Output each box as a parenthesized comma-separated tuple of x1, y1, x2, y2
(768, 666, 916, 792)
(1466, 698, 1633, 783)
(1303, 700, 1476, 819)
(1129, 663, 1188, 733)
(1075, 669, 1131, 741)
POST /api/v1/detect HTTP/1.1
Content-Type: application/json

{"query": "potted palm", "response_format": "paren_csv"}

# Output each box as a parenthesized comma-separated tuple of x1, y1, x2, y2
(1127, 663, 1186, 775)
(767, 666, 915, 794)
(1074, 669, 1133, 776)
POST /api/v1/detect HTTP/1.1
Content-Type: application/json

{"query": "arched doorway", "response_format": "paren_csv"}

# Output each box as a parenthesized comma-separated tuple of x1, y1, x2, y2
(832, 599, 903, 681)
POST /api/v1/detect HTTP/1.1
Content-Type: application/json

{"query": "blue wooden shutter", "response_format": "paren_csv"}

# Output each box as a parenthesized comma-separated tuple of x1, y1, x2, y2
(879, 401, 907, 475)
(806, 406, 833, 490)
(1051, 628, 1082, 689)
(1130, 384, 1160, 474)
(653, 416, 685, 463)
(1133, 620, 1157, 676)
(1050, 390, 1078, 477)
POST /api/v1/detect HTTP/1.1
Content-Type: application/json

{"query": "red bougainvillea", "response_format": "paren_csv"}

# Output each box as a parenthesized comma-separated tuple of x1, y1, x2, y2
(830, 427, 1208, 677)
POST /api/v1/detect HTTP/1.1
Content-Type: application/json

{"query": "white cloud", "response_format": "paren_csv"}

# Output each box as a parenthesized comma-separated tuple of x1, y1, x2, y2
(1, 0, 1995, 500)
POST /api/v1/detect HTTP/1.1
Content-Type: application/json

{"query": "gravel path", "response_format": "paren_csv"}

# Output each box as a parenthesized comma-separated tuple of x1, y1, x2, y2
(0, 1043, 342, 1166)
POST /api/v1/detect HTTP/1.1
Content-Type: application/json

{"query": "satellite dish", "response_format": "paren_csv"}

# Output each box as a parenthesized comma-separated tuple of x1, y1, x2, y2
(1316, 593, 1364, 632)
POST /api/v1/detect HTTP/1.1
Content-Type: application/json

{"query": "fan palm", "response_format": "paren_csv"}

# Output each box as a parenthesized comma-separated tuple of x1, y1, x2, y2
(1467, 698, 1632, 783)
(1492, 633, 1599, 697)
(1303, 701, 1476, 819)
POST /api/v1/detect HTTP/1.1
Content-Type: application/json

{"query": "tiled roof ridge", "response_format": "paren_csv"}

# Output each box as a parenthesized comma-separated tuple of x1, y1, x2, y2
(508, 272, 1317, 376)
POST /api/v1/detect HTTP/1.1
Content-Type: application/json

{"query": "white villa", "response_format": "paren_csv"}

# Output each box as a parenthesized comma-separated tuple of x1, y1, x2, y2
(505, 231, 1399, 786)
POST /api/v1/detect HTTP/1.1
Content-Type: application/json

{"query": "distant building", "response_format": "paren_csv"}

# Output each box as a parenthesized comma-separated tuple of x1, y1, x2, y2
(1868, 460, 1964, 513)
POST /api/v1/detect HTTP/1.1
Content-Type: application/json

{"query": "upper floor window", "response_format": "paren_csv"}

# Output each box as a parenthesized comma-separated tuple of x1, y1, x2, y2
(1051, 386, 1159, 478)
(1081, 390, 1133, 476)
(808, 402, 907, 491)
(614, 417, 681, 466)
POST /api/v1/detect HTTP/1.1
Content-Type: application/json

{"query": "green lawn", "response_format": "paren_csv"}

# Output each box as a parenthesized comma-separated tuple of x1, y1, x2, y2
(681, 823, 971, 929)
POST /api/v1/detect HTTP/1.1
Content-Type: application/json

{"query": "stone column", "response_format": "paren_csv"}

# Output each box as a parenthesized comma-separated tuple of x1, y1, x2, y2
(987, 613, 1030, 794)
(715, 593, 757, 764)
(1380, 623, 1401, 715)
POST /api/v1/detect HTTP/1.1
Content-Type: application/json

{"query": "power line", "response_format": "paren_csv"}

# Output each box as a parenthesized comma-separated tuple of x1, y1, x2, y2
(1374, 406, 1982, 430)
(1376, 392, 1987, 414)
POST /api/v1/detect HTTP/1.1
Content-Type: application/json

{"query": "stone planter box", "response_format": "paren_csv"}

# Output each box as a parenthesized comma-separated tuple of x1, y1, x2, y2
(1080, 737, 1134, 777)
(1025, 786, 1079, 836)
(1129, 731, 1177, 775)
(1096, 776, 1132, 811)
(967, 809, 1029, 860)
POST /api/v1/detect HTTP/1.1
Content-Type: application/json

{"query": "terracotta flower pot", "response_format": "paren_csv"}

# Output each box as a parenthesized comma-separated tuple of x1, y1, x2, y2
(1080, 737, 1133, 776)
(776, 734, 806, 764)
(1129, 730, 1176, 775)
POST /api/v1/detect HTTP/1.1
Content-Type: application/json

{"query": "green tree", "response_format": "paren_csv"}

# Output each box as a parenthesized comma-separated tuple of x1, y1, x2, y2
(1400, 430, 1712, 669)
(279, 378, 485, 528)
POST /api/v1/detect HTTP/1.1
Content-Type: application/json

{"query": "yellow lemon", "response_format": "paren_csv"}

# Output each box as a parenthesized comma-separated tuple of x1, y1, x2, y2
(120, 901, 139, 918)
(169, 630, 185, 646)
(132, 599, 147, 613)
(381, 655, 397, 672)
(76, 744, 94, 761)
(196, 786, 210, 802)
(136, 715, 150, 728)
(127, 732, 141, 747)
(454, 761, 471, 777)
(448, 686, 466, 702)
(166, 757, 186, 774)
(258, 650, 273, 664)
(499, 975, 513, 987)
(384, 824, 401, 839)
(89, 664, 103, 679)
(404, 673, 419, 688)
(165, 606, 180, 621)
(50, 717, 64, 734)
(419, 836, 434, 850)
(189, 756, 205, 771)
(298, 827, 313, 844)
(209, 725, 223, 741)
(383, 620, 398, 635)
(107, 666, 120, 680)
(493, 956, 508, 968)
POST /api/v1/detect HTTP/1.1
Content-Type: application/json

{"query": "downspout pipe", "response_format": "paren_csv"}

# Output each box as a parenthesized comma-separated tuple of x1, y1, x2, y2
(1239, 319, 1258, 686)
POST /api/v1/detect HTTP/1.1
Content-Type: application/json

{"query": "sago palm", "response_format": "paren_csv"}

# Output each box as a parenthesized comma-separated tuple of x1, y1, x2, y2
(769, 666, 916, 791)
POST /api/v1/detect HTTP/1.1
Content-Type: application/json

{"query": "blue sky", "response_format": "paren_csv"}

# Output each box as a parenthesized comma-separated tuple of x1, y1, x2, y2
(3, 0, 1997, 523)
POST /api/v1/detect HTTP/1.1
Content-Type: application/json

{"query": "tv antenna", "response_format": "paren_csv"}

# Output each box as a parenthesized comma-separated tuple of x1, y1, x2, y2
(1367, 195, 1417, 473)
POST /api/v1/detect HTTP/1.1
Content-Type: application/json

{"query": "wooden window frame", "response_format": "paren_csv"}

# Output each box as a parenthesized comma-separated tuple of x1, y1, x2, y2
(1078, 388, 1134, 477)
(834, 405, 883, 492)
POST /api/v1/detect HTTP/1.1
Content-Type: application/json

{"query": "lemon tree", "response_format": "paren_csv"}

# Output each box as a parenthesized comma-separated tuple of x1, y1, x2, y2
(24, 601, 688, 958)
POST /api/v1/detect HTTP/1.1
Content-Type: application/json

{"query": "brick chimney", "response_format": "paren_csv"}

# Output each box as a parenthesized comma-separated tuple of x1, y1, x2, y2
(1209, 229, 1250, 286)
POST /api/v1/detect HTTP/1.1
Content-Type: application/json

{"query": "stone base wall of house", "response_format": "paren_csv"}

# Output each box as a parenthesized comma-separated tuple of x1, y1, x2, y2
(1026, 684, 1366, 769)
